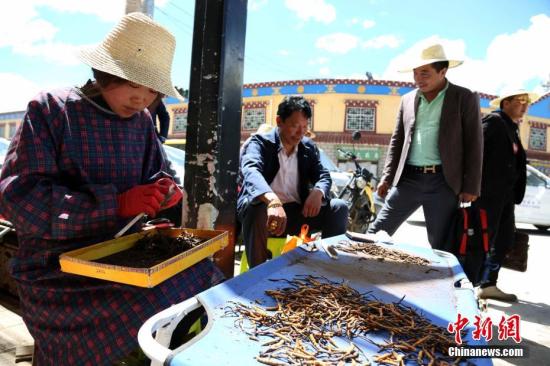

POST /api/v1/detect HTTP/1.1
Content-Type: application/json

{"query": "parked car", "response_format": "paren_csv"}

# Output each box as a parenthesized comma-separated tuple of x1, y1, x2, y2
(407, 164, 550, 231)
(163, 144, 186, 183)
(515, 164, 550, 231)
(0, 137, 9, 171)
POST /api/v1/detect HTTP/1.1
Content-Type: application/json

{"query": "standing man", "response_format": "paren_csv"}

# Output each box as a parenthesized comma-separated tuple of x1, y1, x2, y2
(477, 89, 538, 302)
(149, 96, 171, 143)
(238, 96, 348, 268)
(368, 44, 483, 249)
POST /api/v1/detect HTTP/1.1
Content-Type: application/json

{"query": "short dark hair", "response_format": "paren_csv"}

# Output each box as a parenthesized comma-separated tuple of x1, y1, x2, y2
(431, 61, 449, 72)
(92, 68, 127, 88)
(500, 96, 515, 109)
(277, 96, 312, 121)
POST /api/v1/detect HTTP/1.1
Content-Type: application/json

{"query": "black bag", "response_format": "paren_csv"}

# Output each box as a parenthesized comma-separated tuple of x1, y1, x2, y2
(444, 205, 490, 285)
(502, 230, 529, 272)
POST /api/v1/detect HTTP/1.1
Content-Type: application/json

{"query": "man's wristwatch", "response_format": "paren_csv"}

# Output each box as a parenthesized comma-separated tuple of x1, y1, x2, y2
(267, 199, 283, 209)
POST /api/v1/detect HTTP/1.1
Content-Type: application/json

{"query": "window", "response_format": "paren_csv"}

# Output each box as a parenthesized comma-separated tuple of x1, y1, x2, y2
(346, 107, 375, 131)
(172, 108, 187, 133)
(0, 124, 5, 138)
(242, 101, 268, 131)
(307, 99, 315, 130)
(529, 126, 546, 151)
(8, 124, 17, 138)
(242, 108, 265, 130)
(526, 169, 547, 187)
(345, 100, 378, 132)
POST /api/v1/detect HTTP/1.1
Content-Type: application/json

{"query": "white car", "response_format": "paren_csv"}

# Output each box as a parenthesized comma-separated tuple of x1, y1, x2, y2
(407, 164, 550, 231)
(0, 137, 9, 170)
(515, 164, 550, 231)
(163, 144, 186, 183)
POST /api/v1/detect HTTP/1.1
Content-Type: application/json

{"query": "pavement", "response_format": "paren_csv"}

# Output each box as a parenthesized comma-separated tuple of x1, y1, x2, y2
(0, 221, 548, 365)
(393, 220, 550, 365)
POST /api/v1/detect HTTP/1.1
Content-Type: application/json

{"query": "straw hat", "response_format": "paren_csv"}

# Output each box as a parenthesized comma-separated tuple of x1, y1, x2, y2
(251, 123, 275, 135)
(490, 89, 540, 108)
(304, 130, 316, 139)
(78, 12, 182, 100)
(399, 44, 463, 72)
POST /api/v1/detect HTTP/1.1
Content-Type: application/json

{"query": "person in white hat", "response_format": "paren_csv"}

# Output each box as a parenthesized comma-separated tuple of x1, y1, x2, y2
(476, 89, 539, 302)
(0, 13, 222, 365)
(368, 44, 483, 251)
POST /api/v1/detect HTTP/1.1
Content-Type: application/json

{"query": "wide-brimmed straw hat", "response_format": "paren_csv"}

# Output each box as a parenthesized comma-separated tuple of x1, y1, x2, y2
(399, 44, 463, 72)
(490, 89, 540, 108)
(78, 12, 182, 100)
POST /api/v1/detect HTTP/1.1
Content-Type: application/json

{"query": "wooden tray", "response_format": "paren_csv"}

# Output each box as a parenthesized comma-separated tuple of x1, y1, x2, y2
(59, 228, 227, 288)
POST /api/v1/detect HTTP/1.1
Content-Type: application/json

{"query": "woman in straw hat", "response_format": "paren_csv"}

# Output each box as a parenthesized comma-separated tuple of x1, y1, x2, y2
(0, 13, 223, 365)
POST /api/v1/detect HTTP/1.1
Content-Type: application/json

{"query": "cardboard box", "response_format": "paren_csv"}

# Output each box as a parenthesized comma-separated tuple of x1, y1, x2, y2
(59, 228, 228, 288)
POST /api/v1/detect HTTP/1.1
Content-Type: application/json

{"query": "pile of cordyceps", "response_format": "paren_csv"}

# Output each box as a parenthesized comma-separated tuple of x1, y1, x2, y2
(96, 231, 205, 267)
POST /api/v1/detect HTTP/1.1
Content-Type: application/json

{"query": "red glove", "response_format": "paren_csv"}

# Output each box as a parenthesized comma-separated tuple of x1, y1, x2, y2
(156, 178, 184, 210)
(116, 182, 169, 218)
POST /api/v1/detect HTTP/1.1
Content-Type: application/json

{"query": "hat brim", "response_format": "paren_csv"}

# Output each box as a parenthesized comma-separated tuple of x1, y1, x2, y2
(78, 46, 184, 101)
(398, 59, 463, 73)
(490, 91, 540, 108)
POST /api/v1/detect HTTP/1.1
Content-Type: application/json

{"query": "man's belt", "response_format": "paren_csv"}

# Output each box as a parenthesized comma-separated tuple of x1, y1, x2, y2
(405, 164, 443, 174)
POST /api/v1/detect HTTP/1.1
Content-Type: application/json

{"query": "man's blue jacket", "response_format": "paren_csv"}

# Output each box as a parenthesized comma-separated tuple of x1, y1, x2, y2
(237, 127, 332, 218)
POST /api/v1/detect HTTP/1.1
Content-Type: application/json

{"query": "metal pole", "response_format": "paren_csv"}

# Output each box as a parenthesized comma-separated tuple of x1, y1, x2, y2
(184, 0, 247, 278)
(125, 0, 141, 14)
(142, 0, 155, 18)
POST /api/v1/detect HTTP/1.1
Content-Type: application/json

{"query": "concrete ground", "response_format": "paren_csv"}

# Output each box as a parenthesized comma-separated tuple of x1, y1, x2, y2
(0, 221, 548, 365)
(393, 220, 550, 365)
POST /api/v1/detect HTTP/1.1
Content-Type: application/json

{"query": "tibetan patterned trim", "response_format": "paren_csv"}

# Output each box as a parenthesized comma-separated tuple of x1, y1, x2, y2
(526, 150, 550, 160)
(0, 111, 25, 121)
(239, 132, 392, 145)
(531, 92, 550, 104)
(243, 101, 269, 109)
(474, 91, 497, 100)
(345, 99, 379, 108)
(528, 120, 549, 129)
(172, 107, 188, 114)
(243, 79, 415, 89)
(312, 132, 391, 145)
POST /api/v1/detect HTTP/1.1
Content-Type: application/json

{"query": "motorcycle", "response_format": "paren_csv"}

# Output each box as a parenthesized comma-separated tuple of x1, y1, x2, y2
(337, 146, 378, 233)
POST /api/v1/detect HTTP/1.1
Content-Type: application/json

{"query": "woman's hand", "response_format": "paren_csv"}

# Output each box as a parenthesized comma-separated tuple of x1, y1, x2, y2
(116, 182, 169, 218)
(156, 178, 184, 209)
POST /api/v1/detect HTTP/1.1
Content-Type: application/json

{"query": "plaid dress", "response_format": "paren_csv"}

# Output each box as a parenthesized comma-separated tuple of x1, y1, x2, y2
(0, 88, 223, 365)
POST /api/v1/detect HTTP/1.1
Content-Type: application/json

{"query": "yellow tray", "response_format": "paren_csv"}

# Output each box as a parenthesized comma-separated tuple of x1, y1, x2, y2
(59, 228, 228, 288)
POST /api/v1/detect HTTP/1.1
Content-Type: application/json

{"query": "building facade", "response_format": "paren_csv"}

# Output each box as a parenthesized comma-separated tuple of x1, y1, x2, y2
(163, 79, 550, 177)
(2, 79, 549, 176)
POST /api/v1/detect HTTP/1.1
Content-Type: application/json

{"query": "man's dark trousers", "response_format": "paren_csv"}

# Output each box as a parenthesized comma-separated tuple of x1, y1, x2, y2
(368, 170, 458, 249)
(241, 199, 348, 268)
(476, 196, 515, 288)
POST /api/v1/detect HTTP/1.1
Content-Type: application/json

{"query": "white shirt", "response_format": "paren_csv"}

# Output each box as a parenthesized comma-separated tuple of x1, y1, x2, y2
(270, 147, 301, 203)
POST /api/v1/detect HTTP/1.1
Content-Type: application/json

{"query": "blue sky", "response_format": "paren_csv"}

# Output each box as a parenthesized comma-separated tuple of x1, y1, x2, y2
(1, 0, 549, 112)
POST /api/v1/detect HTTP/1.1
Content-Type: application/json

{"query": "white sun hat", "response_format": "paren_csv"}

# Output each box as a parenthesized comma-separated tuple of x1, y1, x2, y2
(78, 12, 182, 100)
(490, 89, 540, 108)
(399, 44, 463, 72)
